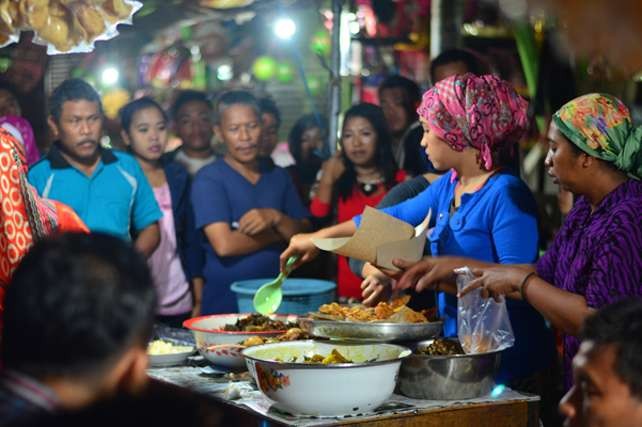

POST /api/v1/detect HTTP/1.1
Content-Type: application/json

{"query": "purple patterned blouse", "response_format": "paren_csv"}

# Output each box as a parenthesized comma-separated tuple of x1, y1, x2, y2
(536, 179, 642, 389)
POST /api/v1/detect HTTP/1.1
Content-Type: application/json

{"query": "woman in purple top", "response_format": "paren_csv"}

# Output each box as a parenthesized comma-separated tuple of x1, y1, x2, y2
(448, 94, 642, 390)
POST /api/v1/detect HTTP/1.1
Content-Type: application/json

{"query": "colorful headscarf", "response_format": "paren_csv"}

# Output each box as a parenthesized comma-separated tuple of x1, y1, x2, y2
(0, 129, 87, 317)
(0, 115, 40, 166)
(553, 94, 642, 180)
(417, 73, 529, 170)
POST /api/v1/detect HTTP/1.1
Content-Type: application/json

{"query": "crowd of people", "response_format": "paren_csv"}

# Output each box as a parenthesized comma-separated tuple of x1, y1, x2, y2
(0, 47, 640, 427)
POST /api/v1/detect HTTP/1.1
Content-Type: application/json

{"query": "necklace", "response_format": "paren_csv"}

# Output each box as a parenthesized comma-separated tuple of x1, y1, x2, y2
(356, 173, 383, 195)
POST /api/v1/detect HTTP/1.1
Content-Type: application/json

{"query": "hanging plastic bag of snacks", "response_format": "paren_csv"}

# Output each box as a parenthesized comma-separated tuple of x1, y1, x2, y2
(0, 1, 22, 48)
(0, 0, 143, 54)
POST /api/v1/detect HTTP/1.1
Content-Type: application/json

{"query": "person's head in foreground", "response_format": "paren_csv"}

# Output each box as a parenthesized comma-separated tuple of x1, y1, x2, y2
(546, 93, 642, 190)
(560, 298, 642, 427)
(417, 73, 528, 174)
(23, 380, 224, 427)
(214, 90, 262, 166)
(2, 233, 156, 412)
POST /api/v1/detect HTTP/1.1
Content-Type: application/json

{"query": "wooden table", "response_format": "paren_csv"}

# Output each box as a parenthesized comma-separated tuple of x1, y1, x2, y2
(147, 332, 540, 427)
(207, 393, 539, 427)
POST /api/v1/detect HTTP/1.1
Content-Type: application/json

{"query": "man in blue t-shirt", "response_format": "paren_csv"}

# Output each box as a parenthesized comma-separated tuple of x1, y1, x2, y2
(28, 79, 161, 256)
(191, 90, 310, 314)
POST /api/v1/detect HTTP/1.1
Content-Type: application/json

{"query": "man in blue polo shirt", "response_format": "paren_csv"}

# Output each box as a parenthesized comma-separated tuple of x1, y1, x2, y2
(28, 79, 161, 256)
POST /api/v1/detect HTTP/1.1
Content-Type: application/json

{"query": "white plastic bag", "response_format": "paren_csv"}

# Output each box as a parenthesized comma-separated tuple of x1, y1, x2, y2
(456, 267, 514, 354)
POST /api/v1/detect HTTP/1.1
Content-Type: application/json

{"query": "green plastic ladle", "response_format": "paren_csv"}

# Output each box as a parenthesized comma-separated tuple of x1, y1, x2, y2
(253, 256, 298, 315)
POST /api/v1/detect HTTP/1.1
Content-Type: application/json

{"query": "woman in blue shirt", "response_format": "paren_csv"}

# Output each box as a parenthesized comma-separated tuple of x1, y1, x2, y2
(192, 90, 310, 314)
(282, 74, 555, 390)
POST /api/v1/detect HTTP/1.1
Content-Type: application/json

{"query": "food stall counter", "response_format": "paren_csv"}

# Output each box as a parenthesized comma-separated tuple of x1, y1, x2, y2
(148, 364, 539, 427)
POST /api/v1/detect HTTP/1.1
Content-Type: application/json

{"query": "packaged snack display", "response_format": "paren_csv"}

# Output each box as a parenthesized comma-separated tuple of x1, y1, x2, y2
(0, 0, 142, 54)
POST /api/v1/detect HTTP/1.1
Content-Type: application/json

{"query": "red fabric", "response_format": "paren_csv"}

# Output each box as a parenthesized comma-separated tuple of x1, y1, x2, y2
(311, 170, 406, 298)
(309, 197, 331, 218)
(0, 129, 53, 288)
(0, 129, 88, 328)
(51, 201, 90, 234)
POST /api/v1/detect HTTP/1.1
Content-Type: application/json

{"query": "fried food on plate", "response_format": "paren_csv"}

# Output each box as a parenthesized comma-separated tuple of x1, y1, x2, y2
(318, 296, 430, 323)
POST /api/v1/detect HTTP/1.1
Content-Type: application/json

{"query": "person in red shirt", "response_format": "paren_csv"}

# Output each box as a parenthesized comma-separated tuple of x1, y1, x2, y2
(310, 103, 404, 299)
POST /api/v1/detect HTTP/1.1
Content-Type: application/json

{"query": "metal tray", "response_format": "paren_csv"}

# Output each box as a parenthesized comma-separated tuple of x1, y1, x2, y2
(298, 317, 443, 342)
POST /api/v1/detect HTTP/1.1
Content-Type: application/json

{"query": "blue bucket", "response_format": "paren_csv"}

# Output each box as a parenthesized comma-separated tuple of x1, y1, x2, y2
(231, 278, 336, 315)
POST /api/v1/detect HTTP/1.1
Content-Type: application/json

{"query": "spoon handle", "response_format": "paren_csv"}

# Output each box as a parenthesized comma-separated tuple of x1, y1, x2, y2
(284, 255, 299, 276)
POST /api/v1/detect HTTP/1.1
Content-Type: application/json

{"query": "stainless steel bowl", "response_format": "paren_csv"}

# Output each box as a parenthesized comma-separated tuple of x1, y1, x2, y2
(299, 317, 443, 342)
(397, 339, 502, 400)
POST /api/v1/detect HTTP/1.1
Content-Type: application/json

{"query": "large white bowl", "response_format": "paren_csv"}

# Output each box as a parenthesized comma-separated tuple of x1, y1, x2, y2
(243, 340, 411, 416)
(183, 313, 297, 369)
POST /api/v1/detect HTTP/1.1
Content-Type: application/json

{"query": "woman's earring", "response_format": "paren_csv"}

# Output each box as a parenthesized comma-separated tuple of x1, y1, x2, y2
(582, 154, 592, 168)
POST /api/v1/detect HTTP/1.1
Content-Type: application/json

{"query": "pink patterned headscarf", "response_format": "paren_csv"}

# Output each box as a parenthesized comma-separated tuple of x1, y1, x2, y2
(417, 73, 529, 170)
(0, 116, 40, 166)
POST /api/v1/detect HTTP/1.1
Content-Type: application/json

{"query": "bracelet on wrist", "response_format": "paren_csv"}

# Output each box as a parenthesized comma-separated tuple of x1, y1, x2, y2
(519, 272, 537, 303)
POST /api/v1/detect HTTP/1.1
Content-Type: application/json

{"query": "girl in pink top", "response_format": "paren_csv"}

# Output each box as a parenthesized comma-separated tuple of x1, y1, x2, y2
(120, 97, 204, 327)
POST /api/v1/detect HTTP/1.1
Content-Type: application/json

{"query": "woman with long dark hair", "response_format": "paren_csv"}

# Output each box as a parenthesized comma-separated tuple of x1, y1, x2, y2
(309, 103, 404, 298)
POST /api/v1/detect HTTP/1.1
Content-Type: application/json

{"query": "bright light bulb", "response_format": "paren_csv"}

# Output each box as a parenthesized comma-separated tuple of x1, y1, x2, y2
(217, 64, 233, 81)
(349, 21, 360, 35)
(101, 67, 119, 86)
(274, 17, 296, 40)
